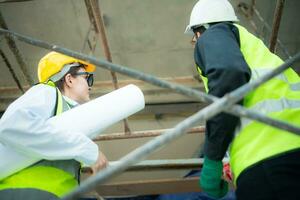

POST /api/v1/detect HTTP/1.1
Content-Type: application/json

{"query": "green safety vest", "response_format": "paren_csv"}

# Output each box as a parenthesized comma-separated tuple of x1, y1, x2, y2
(197, 24, 300, 183)
(0, 83, 80, 199)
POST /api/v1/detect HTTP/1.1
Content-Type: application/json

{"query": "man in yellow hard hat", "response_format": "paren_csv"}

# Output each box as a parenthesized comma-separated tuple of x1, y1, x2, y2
(38, 51, 96, 104)
(0, 51, 108, 199)
(185, 0, 300, 199)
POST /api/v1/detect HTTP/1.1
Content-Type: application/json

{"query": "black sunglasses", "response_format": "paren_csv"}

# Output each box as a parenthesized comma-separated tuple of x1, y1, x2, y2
(72, 72, 94, 87)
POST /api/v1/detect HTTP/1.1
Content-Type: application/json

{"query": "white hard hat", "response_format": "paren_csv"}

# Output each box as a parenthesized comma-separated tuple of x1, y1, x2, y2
(185, 0, 239, 35)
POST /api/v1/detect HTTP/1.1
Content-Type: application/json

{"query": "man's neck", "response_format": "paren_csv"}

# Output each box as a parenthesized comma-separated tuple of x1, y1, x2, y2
(62, 95, 79, 107)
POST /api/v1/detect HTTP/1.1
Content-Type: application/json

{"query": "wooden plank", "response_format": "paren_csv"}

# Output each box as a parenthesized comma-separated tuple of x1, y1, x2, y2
(93, 126, 205, 141)
(0, 76, 202, 97)
(127, 158, 229, 171)
(96, 177, 201, 196)
(112, 158, 204, 171)
(139, 102, 208, 115)
(82, 158, 229, 172)
(84, 158, 232, 196)
(0, 76, 204, 111)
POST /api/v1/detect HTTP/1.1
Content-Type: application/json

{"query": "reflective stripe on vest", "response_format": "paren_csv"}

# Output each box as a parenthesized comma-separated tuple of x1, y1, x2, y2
(229, 24, 300, 182)
(0, 83, 80, 198)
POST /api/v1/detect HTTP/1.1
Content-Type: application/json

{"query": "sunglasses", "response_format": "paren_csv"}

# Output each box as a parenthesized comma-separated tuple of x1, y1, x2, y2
(72, 72, 94, 87)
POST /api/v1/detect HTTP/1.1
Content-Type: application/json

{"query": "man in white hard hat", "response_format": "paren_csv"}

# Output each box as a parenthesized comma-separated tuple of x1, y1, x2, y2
(185, 0, 300, 199)
(0, 51, 108, 200)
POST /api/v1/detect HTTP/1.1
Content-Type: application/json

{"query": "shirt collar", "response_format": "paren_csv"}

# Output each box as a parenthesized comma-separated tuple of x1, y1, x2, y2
(62, 95, 79, 107)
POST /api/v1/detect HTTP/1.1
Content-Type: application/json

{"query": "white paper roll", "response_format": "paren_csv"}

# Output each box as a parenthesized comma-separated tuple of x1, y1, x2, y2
(0, 84, 144, 180)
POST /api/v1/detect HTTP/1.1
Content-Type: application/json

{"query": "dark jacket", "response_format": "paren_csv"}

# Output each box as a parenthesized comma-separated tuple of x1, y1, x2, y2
(194, 22, 251, 160)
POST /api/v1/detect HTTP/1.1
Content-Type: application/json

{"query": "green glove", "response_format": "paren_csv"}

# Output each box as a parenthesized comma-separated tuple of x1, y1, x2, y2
(199, 157, 228, 199)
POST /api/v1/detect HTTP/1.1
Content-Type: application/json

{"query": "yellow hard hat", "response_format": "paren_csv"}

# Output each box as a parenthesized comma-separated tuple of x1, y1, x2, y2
(38, 51, 96, 83)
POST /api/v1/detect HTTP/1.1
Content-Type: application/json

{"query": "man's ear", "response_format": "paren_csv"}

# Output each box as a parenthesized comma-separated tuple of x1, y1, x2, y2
(64, 73, 73, 88)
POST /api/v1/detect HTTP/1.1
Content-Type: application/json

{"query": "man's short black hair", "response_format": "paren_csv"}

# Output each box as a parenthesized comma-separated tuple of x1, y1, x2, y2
(55, 65, 83, 92)
(192, 25, 207, 35)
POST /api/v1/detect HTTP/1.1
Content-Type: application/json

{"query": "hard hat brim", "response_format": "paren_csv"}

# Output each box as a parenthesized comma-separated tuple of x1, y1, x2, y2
(84, 63, 96, 73)
(184, 25, 194, 35)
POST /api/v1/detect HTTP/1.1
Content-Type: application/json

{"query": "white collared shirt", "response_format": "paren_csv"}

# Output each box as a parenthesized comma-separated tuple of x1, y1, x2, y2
(63, 95, 79, 107)
(0, 84, 98, 165)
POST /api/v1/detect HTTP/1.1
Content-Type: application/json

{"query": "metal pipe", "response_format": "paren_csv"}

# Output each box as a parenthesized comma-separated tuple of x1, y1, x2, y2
(0, 11, 34, 85)
(0, 49, 24, 93)
(269, 0, 285, 53)
(85, 0, 131, 134)
(62, 52, 300, 199)
(0, 28, 299, 135)
(66, 100, 232, 199)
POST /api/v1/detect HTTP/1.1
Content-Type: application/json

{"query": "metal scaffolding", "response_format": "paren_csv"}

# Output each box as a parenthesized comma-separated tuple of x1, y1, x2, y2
(0, 48, 24, 93)
(1, 28, 299, 135)
(269, 0, 285, 53)
(0, 28, 299, 199)
(62, 51, 300, 199)
(84, 0, 132, 134)
(0, 11, 34, 86)
(237, 0, 291, 58)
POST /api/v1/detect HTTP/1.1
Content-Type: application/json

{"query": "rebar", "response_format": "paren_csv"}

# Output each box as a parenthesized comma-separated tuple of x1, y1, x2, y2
(85, 0, 131, 134)
(0, 48, 24, 93)
(237, 1, 291, 58)
(249, 0, 256, 17)
(61, 52, 300, 199)
(0, 28, 299, 135)
(0, 11, 34, 85)
(269, 0, 285, 53)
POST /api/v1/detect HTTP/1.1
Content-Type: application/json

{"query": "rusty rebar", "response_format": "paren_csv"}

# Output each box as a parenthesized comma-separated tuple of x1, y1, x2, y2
(0, 48, 24, 93)
(85, 0, 131, 134)
(0, 11, 34, 85)
(269, 0, 285, 53)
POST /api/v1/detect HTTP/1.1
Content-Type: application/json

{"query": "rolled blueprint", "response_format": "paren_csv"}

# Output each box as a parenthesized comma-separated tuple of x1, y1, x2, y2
(0, 84, 144, 180)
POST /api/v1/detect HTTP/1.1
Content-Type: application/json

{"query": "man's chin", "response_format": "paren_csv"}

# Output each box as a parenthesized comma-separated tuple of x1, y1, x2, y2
(83, 97, 91, 103)
(78, 98, 90, 105)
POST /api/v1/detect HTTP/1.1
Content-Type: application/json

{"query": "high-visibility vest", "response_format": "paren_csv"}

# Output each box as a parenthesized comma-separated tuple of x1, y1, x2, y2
(0, 83, 80, 199)
(197, 24, 300, 183)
